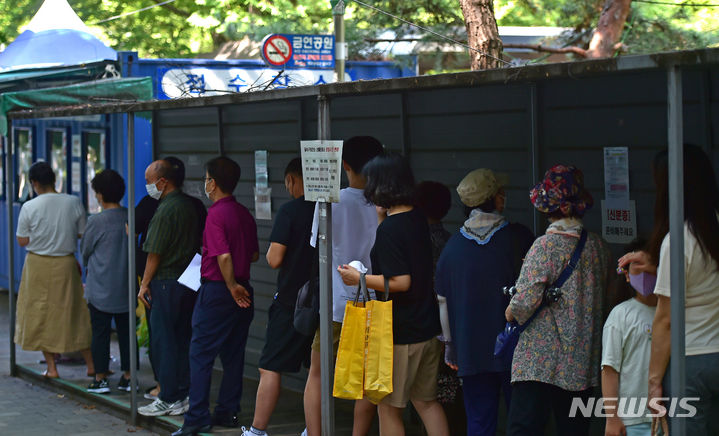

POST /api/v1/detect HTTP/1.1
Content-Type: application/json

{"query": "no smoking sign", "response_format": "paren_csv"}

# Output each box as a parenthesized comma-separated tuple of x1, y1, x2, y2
(262, 34, 293, 67)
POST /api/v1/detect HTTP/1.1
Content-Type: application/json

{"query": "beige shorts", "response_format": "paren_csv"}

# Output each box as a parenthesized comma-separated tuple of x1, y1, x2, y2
(311, 321, 342, 357)
(381, 338, 442, 408)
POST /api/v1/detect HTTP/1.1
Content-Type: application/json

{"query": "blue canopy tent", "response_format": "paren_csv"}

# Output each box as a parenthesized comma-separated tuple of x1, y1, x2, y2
(0, 0, 117, 73)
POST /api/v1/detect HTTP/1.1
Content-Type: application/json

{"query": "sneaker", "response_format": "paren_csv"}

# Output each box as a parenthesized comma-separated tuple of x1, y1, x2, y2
(144, 385, 160, 400)
(117, 376, 136, 392)
(87, 378, 110, 394)
(138, 397, 189, 416)
(241, 426, 269, 436)
(300, 429, 308, 436)
(169, 397, 190, 416)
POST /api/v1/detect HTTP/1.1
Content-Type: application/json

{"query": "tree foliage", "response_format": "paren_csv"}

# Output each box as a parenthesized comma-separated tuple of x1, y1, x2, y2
(0, 0, 716, 60)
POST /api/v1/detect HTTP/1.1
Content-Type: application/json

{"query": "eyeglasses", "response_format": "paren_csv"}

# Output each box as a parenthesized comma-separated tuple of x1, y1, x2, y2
(204, 177, 213, 182)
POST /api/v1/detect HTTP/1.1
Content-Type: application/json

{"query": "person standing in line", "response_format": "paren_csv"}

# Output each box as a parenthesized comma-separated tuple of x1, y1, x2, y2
(135, 156, 206, 401)
(416, 180, 468, 436)
(304, 136, 384, 436)
(242, 158, 316, 436)
(173, 156, 259, 436)
(15, 161, 94, 378)
(137, 160, 200, 416)
(618, 145, 719, 435)
(602, 239, 656, 436)
(339, 154, 449, 436)
(505, 165, 611, 436)
(82, 169, 137, 394)
(435, 169, 534, 436)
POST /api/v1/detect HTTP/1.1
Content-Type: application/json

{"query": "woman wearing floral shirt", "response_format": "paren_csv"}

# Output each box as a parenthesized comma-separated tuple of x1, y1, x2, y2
(505, 165, 611, 436)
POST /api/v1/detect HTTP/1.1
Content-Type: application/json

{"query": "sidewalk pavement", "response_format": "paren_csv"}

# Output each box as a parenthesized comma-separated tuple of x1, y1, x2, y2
(0, 291, 157, 436)
(0, 290, 381, 435)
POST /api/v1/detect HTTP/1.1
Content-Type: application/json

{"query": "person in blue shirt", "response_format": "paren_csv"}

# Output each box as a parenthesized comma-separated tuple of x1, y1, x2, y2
(435, 168, 533, 436)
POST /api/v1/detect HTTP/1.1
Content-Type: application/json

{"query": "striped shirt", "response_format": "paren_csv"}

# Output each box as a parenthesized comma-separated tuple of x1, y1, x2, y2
(143, 190, 201, 280)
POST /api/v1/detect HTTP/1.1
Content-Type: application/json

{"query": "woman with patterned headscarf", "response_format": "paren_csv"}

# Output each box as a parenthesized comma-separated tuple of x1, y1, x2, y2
(504, 165, 612, 436)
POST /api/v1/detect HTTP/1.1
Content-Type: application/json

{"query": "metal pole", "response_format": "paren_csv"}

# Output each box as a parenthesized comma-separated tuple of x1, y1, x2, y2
(127, 114, 138, 425)
(317, 95, 335, 436)
(529, 84, 540, 236)
(5, 130, 17, 376)
(333, 0, 346, 82)
(667, 66, 686, 436)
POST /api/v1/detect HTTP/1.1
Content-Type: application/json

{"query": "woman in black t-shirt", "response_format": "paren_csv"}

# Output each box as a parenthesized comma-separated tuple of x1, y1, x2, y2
(339, 154, 448, 436)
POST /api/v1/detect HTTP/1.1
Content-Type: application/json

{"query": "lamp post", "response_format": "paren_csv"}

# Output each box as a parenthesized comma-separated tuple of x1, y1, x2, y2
(330, 0, 346, 82)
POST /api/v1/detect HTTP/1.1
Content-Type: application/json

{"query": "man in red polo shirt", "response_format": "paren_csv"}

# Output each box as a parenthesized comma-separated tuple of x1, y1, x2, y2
(173, 156, 259, 436)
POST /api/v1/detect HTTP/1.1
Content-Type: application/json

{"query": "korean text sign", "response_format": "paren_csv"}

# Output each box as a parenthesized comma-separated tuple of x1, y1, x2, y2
(300, 140, 343, 203)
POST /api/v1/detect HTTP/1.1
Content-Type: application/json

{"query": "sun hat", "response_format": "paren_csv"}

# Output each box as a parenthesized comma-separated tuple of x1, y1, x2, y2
(456, 168, 508, 208)
(529, 164, 593, 217)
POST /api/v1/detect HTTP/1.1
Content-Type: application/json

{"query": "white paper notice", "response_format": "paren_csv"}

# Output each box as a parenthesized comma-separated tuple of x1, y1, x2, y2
(254, 186, 272, 220)
(603, 147, 630, 201)
(601, 200, 637, 244)
(178, 253, 202, 292)
(300, 140, 343, 203)
(71, 134, 82, 193)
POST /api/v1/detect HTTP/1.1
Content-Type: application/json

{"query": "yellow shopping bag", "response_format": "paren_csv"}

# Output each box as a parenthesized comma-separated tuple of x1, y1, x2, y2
(333, 275, 371, 400)
(363, 282, 393, 404)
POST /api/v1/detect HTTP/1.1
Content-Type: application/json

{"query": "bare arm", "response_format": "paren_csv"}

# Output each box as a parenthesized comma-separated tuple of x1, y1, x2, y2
(17, 236, 29, 247)
(138, 252, 161, 308)
(337, 265, 411, 293)
(266, 242, 287, 269)
(217, 253, 251, 308)
(648, 295, 671, 413)
(601, 366, 626, 436)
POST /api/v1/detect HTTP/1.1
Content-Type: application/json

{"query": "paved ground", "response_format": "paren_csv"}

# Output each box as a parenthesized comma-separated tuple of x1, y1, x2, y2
(0, 291, 158, 436)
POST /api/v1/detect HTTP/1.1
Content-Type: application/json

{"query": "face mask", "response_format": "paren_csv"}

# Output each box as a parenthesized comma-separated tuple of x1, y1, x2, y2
(629, 272, 657, 297)
(204, 185, 212, 200)
(146, 183, 162, 200)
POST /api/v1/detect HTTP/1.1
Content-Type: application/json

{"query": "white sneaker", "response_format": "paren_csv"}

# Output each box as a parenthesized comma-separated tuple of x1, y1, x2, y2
(138, 397, 189, 416)
(300, 429, 308, 436)
(241, 426, 269, 436)
(168, 396, 190, 416)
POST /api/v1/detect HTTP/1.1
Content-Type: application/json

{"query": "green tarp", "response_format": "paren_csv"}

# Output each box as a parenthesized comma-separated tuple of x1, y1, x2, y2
(0, 77, 153, 135)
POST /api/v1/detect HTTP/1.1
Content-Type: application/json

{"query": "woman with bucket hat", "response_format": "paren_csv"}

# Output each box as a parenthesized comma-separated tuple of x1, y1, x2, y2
(505, 165, 611, 436)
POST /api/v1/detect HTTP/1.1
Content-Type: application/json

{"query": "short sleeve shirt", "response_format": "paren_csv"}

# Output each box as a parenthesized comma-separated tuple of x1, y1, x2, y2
(269, 196, 316, 305)
(310, 187, 378, 322)
(201, 196, 259, 282)
(601, 298, 655, 426)
(654, 222, 719, 355)
(81, 208, 129, 313)
(143, 190, 200, 280)
(16, 193, 86, 256)
(370, 208, 441, 345)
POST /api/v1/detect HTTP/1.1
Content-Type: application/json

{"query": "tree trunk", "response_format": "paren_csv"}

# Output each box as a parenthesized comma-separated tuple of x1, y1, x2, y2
(459, 0, 503, 70)
(585, 0, 632, 58)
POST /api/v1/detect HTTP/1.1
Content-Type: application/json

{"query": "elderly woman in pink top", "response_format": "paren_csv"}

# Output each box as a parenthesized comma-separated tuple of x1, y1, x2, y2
(505, 165, 611, 436)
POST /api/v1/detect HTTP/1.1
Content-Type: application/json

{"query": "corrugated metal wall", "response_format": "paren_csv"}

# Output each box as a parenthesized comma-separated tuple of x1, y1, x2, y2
(154, 65, 718, 392)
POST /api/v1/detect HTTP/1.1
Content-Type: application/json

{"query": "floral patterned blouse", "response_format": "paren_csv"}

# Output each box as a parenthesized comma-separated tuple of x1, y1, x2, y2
(509, 224, 611, 391)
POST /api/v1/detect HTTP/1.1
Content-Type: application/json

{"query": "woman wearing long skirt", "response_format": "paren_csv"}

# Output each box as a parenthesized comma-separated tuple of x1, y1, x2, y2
(15, 161, 93, 378)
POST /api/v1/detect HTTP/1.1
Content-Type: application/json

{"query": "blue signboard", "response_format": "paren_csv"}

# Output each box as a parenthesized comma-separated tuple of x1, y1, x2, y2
(261, 34, 335, 70)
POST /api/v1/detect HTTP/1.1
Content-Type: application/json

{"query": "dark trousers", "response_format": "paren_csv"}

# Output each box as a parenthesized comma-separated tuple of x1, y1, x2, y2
(664, 352, 719, 436)
(88, 303, 135, 374)
(462, 371, 511, 436)
(506, 381, 592, 436)
(183, 281, 254, 427)
(149, 279, 197, 403)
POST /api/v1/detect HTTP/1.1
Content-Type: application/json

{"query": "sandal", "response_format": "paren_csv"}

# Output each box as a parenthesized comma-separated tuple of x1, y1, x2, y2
(42, 370, 59, 379)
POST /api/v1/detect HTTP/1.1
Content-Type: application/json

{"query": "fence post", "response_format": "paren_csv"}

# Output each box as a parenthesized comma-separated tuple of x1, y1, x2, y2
(317, 95, 335, 436)
(667, 65, 686, 436)
(127, 114, 138, 425)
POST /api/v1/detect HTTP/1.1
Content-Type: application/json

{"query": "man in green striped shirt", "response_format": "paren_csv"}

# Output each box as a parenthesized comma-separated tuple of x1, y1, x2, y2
(138, 159, 201, 417)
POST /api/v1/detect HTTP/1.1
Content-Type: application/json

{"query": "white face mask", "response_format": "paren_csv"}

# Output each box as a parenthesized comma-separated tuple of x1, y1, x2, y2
(145, 183, 162, 200)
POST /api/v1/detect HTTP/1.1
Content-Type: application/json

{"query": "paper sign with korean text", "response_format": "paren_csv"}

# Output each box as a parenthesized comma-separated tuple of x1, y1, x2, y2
(300, 140, 343, 203)
(601, 200, 637, 244)
(603, 147, 630, 201)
